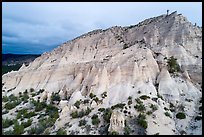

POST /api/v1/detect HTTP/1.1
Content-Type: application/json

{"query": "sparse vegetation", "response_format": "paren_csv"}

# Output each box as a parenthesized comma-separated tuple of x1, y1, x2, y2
(21, 119, 32, 128)
(139, 95, 150, 100)
(2, 118, 15, 128)
(2, 96, 9, 102)
(13, 121, 25, 135)
(110, 131, 119, 135)
(98, 108, 105, 112)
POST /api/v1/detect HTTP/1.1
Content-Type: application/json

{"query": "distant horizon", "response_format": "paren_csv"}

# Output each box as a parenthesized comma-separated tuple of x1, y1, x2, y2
(2, 2, 202, 54)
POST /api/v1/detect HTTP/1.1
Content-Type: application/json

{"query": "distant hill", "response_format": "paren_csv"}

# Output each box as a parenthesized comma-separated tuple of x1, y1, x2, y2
(2, 54, 40, 75)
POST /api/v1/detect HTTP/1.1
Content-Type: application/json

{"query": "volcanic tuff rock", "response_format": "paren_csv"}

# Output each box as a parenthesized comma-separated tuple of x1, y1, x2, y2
(2, 12, 202, 135)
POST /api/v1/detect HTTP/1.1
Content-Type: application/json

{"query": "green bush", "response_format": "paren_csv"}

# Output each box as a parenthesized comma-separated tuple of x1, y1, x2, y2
(3, 130, 14, 135)
(74, 100, 81, 109)
(147, 111, 152, 115)
(83, 99, 90, 104)
(150, 104, 158, 112)
(71, 111, 78, 118)
(2, 96, 9, 102)
(135, 98, 143, 104)
(103, 108, 112, 123)
(134, 104, 146, 112)
(4, 99, 21, 110)
(101, 92, 107, 98)
(137, 113, 148, 129)
(139, 95, 150, 100)
(45, 104, 59, 119)
(79, 119, 87, 127)
(51, 92, 61, 103)
(89, 93, 96, 99)
(35, 102, 47, 112)
(128, 100, 133, 105)
(176, 112, 186, 119)
(30, 88, 34, 92)
(13, 121, 24, 135)
(9, 94, 18, 101)
(2, 118, 15, 128)
(124, 125, 131, 135)
(111, 103, 126, 110)
(164, 112, 171, 118)
(91, 114, 100, 125)
(98, 108, 105, 112)
(110, 131, 119, 135)
(167, 56, 181, 73)
(24, 111, 37, 118)
(56, 128, 67, 135)
(22, 119, 32, 128)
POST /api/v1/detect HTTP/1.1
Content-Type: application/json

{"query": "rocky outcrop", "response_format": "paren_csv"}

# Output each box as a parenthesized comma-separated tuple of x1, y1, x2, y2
(108, 110, 125, 135)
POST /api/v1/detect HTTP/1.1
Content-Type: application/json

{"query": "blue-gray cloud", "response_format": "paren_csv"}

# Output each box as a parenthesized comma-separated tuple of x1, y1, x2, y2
(2, 2, 202, 54)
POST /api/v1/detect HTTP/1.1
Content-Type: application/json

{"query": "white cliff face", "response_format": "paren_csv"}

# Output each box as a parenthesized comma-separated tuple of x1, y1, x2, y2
(2, 12, 202, 135)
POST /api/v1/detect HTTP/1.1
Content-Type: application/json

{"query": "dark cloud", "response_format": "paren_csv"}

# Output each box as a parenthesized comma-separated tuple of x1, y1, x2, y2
(2, 2, 202, 54)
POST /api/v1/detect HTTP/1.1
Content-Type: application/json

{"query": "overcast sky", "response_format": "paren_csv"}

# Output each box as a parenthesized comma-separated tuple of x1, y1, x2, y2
(2, 2, 202, 54)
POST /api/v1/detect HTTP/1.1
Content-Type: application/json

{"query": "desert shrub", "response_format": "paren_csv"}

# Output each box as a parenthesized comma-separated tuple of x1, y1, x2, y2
(91, 114, 100, 125)
(157, 93, 163, 100)
(139, 95, 150, 100)
(83, 99, 90, 104)
(150, 104, 158, 112)
(164, 112, 171, 118)
(176, 112, 186, 119)
(195, 116, 202, 121)
(9, 94, 18, 101)
(98, 108, 105, 112)
(71, 111, 78, 118)
(4, 99, 21, 110)
(30, 88, 34, 92)
(24, 111, 37, 118)
(2, 96, 9, 102)
(45, 104, 59, 119)
(2, 118, 15, 128)
(27, 126, 37, 134)
(137, 113, 148, 129)
(74, 100, 81, 109)
(135, 98, 143, 104)
(21, 94, 29, 103)
(22, 119, 32, 128)
(134, 104, 146, 112)
(101, 92, 107, 98)
(51, 92, 61, 103)
(147, 111, 152, 115)
(123, 43, 129, 49)
(103, 108, 112, 123)
(89, 93, 96, 99)
(111, 103, 126, 110)
(35, 102, 47, 112)
(164, 107, 169, 111)
(110, 131, 119, 135)
(93, 97, 99, 103)
(167, 56, 181, 73)
(3, 130, 14, 135)
(124, 124, 131, 135)
(31, 93, 37, 97)
(128, 96, 132, 100)
(13, 121, 24, 135)
(56, 128, 67, 135)
(79, 119, 87, 127)
(128, 100, 133, 105)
